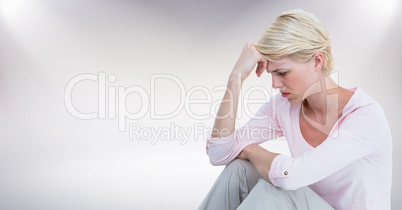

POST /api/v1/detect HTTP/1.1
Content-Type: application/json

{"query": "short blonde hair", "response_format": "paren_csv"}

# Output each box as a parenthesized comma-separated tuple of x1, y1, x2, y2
(256, 9, 334, 75)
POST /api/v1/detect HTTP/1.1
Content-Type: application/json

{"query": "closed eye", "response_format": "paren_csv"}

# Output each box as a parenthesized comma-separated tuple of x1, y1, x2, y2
(277, 72, 288, 76)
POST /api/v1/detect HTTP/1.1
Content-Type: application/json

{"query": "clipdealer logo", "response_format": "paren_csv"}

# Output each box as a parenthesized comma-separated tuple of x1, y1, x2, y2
(64, 72, 274, 143)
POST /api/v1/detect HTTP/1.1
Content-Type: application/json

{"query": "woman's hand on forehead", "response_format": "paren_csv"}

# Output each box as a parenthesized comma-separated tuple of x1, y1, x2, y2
(231, 42, 268, 81)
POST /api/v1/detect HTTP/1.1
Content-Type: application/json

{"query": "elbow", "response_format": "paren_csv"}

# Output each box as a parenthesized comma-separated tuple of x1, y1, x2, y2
(206, 137, 237, 166)
(209, 158, 224, 166)
(208, 151, 230, 166)
(208, 152, 220, 166)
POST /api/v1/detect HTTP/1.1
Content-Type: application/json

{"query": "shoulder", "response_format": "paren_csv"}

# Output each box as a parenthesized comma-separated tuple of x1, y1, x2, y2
(342, 88, 389, 129)
(344, 88, 383, 114)
(338, 88, 392, 147)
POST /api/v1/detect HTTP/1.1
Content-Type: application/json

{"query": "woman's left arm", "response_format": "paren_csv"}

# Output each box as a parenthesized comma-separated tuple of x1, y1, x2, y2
(240, 145, 279, 182)
(244, 102, 392, 190)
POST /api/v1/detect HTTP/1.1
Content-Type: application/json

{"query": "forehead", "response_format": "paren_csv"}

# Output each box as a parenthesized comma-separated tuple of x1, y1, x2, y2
(267, 57, 292, 72)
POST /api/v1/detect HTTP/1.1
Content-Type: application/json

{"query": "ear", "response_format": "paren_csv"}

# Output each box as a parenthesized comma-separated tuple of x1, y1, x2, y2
(313, 52, 324, 72)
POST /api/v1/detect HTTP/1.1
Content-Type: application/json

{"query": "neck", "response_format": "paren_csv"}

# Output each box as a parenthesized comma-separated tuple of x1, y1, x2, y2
(302, 76, 340, 118)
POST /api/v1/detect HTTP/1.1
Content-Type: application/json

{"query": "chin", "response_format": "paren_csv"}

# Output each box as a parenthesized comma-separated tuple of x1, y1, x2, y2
(287, 97, 302, 104)
(287, 99, 298, 104)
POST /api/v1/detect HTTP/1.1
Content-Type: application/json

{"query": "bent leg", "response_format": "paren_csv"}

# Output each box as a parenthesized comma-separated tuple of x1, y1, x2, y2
(237, 179, 334, 210)
(198, 159, 260, 210)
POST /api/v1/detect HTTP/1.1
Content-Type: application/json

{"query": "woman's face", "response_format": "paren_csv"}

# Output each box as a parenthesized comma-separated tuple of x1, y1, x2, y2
(266, 55, 322, 103)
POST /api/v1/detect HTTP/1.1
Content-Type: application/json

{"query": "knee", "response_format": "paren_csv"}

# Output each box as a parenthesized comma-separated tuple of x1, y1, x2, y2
(223, 159, 256, 177)
(223, 160, 261, 200)
(219, 160, 250, 190)
(225, 159, 249, 171)
(226, 159, 260, 186)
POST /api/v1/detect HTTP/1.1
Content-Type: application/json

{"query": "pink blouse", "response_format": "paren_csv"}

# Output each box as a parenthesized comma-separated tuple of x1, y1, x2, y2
(206, 88, 392, 210)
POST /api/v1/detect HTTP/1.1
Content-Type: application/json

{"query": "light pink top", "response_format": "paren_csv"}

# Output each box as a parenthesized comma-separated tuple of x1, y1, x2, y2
(206, 88, 392, 210)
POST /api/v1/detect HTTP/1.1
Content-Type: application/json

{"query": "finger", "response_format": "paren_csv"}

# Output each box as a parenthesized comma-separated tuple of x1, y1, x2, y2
(253, 45, 268, 74)
(261, 58, 268, 71)
(255, 62, 262, 77)
(255, 59, 266, 77)
(258, 58, 268, 77)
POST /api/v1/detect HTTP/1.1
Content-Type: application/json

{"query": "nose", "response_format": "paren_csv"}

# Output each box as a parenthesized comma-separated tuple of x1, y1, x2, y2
(271, 75, 283, 89)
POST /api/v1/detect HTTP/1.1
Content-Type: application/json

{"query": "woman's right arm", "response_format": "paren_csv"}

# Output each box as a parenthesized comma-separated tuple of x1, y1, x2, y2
(211, 42, 268, 138)
(207, 43, 271, 165)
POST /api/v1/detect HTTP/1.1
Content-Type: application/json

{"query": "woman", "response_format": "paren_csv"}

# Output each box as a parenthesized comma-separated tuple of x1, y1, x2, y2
(199, 9, 392, 210)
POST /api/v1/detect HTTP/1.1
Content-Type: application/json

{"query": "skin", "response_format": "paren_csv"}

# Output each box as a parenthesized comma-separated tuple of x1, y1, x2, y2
(212, 42, 353, 182)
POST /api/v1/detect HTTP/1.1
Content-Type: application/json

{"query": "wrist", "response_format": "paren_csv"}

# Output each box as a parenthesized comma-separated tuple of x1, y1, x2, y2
(243, 144, 258, 158)
(229, 71, 244, 84)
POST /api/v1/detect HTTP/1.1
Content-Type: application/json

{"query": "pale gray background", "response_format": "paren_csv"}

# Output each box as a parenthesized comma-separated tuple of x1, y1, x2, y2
(0, 0, 401, 209)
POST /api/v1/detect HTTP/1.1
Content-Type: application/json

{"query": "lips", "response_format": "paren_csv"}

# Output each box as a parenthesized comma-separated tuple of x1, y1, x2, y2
(281, 92, 290, 97)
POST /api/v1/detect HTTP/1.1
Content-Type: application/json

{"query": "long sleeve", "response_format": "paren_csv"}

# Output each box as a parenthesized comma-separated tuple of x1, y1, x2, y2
(205, 87, 392, 209)
(268, 101, 392, 190)
(206, 95, 285, 166)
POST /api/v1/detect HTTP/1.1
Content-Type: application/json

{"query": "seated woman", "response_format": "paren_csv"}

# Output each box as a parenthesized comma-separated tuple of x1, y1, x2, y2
(199, 9, 392, 210)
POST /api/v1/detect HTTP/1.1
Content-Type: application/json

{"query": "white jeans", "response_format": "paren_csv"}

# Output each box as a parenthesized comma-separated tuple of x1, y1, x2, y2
(198, 159, 334, 210)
